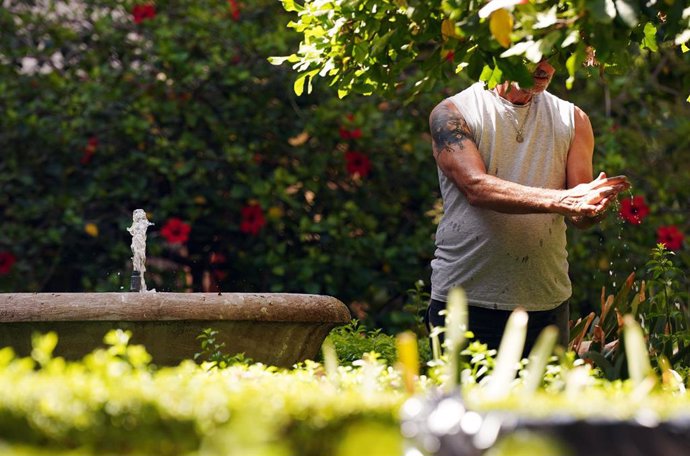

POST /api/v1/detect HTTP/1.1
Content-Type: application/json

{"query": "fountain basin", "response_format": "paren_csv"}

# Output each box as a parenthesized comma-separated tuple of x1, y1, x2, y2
(0, 292, 351, 367)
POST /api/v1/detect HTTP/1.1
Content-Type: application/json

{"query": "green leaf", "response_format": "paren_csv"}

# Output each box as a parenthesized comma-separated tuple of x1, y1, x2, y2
(522, 326, 558, 393)
(565, 45, 586, 89)
(642, 22, 658, 52)
(581, 350, 616, 380)
(533, 5, 558, 30)
(280, 0, 303, 12)
(485, 309, 528, 399)
(267, 55, 298, 66)
(370, 29, 396, 56)
(293, 69, 318, 96)
(479, 64, 503, 89)
(624, 315, 653, 386)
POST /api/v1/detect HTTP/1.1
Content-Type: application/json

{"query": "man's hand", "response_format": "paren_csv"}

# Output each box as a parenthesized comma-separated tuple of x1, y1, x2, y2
(559, 172, 630, 218)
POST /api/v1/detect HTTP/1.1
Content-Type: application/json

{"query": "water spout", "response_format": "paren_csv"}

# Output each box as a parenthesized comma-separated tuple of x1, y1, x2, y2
(127, 209, 154, 292)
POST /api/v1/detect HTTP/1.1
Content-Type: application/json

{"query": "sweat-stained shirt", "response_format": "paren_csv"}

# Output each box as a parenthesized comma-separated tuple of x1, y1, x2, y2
(430, 82, 575, 311)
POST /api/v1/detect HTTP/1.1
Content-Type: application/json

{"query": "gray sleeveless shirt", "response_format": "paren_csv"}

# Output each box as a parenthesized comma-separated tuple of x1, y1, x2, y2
(430, 82, 575, 311)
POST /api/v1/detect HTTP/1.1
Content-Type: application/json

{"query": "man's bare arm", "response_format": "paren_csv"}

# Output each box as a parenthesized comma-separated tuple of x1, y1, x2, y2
(430, 99, 629, 217)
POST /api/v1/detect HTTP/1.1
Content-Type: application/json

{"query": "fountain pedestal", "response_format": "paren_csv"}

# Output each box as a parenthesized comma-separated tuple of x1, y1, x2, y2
(0, 292, 351, 367)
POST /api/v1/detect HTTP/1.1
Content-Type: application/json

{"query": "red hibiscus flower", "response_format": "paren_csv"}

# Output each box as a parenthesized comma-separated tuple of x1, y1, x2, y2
(228, 0, 240, 21)
(619, 195, 649, 225)
(345, 151, 372, 177)
(240, 203, 266, 236)
(160, 218, 191, 244)
(132, 4, 156, 24)
(657, 225, 684, 251)
(0, 252, 16, 275)
(80, 136, 98, 165)
(339, 127, 362, 140)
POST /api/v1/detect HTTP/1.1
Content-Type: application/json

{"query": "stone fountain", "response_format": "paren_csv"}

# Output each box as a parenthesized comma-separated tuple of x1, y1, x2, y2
(0, 210, 350, 367)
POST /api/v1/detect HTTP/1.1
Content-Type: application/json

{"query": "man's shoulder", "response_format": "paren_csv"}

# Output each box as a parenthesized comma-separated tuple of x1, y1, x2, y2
(542, 90, 580, 111)
(440, 82, 485, 108)
(455, 81, 485, 97)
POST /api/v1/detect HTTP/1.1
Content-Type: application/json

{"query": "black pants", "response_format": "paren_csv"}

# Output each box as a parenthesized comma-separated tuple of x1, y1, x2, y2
(424, 299, 570, 356)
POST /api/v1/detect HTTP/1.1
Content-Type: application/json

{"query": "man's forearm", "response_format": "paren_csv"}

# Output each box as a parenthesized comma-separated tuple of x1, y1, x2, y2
(450, 171, 625, 219)
(458, 173, 567, 215)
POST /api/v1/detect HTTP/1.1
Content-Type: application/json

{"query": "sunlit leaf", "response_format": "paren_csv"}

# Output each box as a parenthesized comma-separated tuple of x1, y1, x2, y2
(395, 331, 419, 394)
(485, 308, 528, 399)
(489, 8, 514, 48)
(441, 18, 459, 40)
(588, 0, 617, 23)
(565, 45, 586, 89)
(562, 30, 580, 48)
(267, 55, 298, 66)
(500, 40, 534, 58)
(293, 69, 318, 96)
(480, 63, 504, 89)
(676, 29, 690, 48)
(623, 315, 652, 386)
(614, 0, 638, 27)
(533, 5, 558, 29)
(642, 22, 659, 52)
(522, 326, 558, 393)
(478, 0, 527, 19)
(280, 0, 302, 12)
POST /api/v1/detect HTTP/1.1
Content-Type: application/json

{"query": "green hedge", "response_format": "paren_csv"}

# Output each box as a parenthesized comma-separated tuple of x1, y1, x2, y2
(2, 329, 690, 456)
(0, 331, 405, 456)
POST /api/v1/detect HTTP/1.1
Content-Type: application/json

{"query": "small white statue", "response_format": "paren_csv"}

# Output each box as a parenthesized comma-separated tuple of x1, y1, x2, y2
(127, 209, 154, 291)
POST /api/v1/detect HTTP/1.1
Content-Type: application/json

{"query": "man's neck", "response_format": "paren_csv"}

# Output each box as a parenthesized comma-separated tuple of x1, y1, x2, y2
(493, 82, 534, 105)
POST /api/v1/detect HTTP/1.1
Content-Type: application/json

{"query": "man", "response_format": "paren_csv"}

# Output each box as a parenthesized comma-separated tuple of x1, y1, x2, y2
(425, 59, 630, 354)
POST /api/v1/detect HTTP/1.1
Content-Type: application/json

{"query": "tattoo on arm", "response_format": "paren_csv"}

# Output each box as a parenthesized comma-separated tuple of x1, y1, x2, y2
(430, 102, 473, 157)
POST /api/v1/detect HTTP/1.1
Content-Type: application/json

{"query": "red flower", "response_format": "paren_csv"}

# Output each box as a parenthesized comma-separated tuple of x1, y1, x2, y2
(160, 218, 191, 244)
(80, 136, 98, 165)
(0, 252, 16, 275)
(132, 4, 156, 24)
(228, 0, 240, 21)
(240, 203, 266, 236)
(345, 151, 372, 177)
(444, 50, 455, 61)
(619, 195, 649, 225)
(657, 225, 684, 251)
(339, 127, 362, 140)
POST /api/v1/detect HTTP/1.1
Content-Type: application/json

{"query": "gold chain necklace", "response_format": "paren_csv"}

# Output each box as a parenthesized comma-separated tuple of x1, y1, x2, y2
(505, 101, 533, 143)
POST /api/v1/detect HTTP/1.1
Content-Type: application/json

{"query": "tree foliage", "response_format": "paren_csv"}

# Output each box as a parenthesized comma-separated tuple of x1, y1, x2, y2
(0, 0, 440, 316)
(273, 0, 690, 98)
